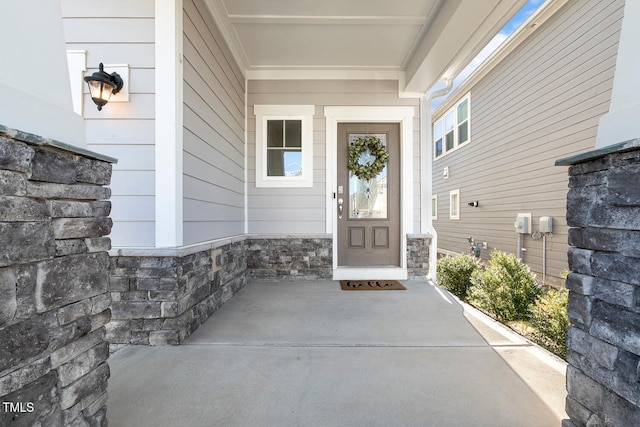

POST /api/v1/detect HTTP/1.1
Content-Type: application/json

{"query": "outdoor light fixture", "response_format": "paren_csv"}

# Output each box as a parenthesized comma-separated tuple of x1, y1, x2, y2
(468, 201, 479, 207)
(84, 63, 123, 111)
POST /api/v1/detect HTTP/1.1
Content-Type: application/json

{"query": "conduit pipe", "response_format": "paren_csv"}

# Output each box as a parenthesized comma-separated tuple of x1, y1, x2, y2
(421, 79, 452, 283)
(542, 233, 547, 286)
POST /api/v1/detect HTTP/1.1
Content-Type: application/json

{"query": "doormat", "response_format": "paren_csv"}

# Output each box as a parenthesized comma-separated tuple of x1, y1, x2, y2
(340, 280, 406, 291)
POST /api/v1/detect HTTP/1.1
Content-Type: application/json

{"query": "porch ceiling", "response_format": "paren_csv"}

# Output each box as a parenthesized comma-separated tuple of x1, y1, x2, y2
(203, 0, 527, 94)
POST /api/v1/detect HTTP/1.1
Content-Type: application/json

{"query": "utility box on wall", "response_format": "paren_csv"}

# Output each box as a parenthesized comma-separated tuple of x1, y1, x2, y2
(514, 214, 531, 234)
(539, 216, 553, 233)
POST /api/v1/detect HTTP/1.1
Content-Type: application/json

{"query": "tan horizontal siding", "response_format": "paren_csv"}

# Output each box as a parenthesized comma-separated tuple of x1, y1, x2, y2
(184, 0, 244, 98)
(432, 0, 624, 280)
(70, 44, 155, 68)
(63, 18, 154, 43)
(247, 79, 419, 235)
(62, 1, 157, 247)
(61, 0, 154, 18)
(182, 0, 246, 245)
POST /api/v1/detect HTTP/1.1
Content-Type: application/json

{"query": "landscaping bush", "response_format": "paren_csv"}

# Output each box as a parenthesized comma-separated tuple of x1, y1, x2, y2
(436, 254, 480, 301)
(530, 287, 569, 358)
(469, 249, 541, 322)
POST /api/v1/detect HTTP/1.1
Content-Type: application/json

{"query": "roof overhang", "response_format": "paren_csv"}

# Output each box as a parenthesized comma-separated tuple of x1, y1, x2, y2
(203, 0, 528, 96)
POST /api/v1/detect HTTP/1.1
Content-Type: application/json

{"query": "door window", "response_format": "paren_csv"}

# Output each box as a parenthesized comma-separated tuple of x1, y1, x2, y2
(348, 134, 388, 219)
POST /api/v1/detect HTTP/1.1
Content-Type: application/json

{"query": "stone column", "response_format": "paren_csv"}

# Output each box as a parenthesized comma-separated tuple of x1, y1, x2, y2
(0, 127, 115, 426)
(407, 234, 431, 279)
(557, 141, 640, 426)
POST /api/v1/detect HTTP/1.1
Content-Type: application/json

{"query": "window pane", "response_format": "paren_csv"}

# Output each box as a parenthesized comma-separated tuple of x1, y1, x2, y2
(444, 111, 455, 134)
(445, 132, 454, 151)
(349, 172, 388, 219)
(434, 120, 443, 139)
(267, 149, 302, 177)
(267, 149, 284, 176)
(458, 122, 468, 144)
(285, 120, 302, 148)
(435, 138, 443, 157)
(457, 99, 469, 123)
(347, 133, 388, 219)
(283, 150, 302, 176)
(450, 193, 459, 217)
(267, 120, 283, 147)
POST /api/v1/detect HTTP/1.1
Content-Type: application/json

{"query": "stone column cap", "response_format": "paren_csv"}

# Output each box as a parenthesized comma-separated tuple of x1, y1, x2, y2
(0, 124, 117, 164)
(556, 138, 640, 166)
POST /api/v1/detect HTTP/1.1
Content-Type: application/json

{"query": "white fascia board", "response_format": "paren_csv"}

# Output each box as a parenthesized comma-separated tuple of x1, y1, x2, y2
(404, 0, 528, 94)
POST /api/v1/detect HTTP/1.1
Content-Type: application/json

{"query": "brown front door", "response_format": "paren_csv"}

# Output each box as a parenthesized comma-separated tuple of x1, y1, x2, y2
(337, 123, 400, 267)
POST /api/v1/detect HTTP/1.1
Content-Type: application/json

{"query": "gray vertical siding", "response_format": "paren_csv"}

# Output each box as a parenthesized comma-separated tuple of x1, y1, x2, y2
(182, 0, 246, 244)
(62, 0, 156, 247)
(432, 0, 624, 281)
(247, 80, 419, 234)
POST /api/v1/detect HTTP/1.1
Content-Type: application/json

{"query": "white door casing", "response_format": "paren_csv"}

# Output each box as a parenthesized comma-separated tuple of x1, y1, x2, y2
(324, 106, 415, 280)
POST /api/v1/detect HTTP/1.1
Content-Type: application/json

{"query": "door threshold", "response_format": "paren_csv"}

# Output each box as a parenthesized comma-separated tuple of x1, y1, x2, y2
(333, 267, 407, 281)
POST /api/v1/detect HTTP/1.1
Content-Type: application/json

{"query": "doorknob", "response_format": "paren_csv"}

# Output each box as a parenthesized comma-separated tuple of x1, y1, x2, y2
(338, 198, 344, 219)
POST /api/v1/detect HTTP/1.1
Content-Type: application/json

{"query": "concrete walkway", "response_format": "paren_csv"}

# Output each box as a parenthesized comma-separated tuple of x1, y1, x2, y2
(107, 280, 567, 426)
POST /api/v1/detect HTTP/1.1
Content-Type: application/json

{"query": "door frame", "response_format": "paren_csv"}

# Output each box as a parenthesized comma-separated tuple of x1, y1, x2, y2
(324, 106, 415, 280)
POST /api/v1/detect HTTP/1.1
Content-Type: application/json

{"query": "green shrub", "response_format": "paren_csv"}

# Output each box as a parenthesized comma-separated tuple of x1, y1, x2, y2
(436, 254, 480, 301)
(531, 287, 569, 358)
(469, 249, 541, 322)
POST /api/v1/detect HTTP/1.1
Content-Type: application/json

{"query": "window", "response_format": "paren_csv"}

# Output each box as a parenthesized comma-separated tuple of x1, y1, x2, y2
(449, 189, 460, 220)
(432, 195, 438, 220)
(434, 120, 443, 157)
(434, 94, 470, 159)
(457, 98, 469, 145)
(254, 105, 314, 187)
(267, 120, 302, 177)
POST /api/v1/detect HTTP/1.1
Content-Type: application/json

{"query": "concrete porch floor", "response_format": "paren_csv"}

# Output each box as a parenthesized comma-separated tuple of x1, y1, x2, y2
(107, 280, 567, 426)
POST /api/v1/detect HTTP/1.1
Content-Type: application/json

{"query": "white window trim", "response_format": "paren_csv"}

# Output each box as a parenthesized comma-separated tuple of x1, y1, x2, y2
(434, 94, 471, 159)
(449, 189, 460, 220)
(254, 105, 314, 188)
(432, 194, 438, 220)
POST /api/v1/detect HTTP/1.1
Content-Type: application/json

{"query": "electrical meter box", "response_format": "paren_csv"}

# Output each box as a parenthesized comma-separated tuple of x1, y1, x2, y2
(539, 216, 553, 233)
(514, 214, 530, 234)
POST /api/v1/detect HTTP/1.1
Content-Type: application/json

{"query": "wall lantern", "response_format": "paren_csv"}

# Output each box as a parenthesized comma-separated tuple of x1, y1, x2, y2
(84, 63, 123, 111)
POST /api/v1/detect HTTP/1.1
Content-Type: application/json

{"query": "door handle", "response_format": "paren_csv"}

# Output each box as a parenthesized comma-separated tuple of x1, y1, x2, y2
(338, 198, 344, 219)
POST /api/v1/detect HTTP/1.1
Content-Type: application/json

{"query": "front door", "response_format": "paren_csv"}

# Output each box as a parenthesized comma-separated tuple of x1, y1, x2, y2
(337, 123, 400, 267)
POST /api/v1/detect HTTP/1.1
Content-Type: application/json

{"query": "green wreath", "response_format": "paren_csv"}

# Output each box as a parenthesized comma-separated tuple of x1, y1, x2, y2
(347, 136, 389, 180)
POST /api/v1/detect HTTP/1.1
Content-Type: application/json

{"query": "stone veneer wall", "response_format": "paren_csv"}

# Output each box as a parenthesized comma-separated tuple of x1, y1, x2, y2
(107, 234, 431, 349)
(247, 236, 333, 280)
(247, 235, 430, 280)
(0, 128, 114, 426)
(557, 140, 640, 426)
(407, 235, 430, 278)
(107, 240, 247, 349)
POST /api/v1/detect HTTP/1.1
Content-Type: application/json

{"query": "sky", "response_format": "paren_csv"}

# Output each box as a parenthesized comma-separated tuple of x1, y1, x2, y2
(431, 0, 545, 109)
